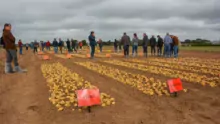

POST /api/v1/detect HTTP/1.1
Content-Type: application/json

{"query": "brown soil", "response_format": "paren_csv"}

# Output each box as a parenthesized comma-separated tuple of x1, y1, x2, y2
(0, 49, 220, 124)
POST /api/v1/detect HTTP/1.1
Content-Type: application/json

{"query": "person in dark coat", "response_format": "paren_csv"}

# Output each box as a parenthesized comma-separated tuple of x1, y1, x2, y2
(142, 33, 149, 57)
(114, 39, 118, 53)
(157, 35, 163, 56)
(71, 39, 77, 53)
(52, 38, 59, 54)
(58, 38, 64, 54)
(88, 31, 96, 59)
(121, 32, 131, 58)
(150, 35, 156, 56)
(66, 39, 71, 52)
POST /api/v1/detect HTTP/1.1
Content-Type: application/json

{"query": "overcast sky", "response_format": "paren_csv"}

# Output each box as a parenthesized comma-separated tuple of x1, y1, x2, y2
(0, 0, 219, 43)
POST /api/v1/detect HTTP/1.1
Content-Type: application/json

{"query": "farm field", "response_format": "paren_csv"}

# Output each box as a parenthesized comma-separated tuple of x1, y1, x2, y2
(0, 47, 220, 124)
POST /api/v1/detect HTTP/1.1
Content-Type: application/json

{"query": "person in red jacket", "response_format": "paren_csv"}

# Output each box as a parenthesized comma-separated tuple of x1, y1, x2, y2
(18, 40, 23, 55)
(46, 41, 51, 51)
(79, 41, 83, 50)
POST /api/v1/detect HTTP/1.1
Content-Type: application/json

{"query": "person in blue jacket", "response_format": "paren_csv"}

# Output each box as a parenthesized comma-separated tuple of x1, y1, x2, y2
(88, 31, 96, 59)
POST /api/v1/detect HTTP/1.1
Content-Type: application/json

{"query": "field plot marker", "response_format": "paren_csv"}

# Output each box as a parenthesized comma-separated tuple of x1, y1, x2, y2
(167, 78, 183, 97)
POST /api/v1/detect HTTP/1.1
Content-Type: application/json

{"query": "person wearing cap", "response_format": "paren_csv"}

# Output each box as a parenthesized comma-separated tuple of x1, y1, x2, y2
(3, 23, 25, 73)
(157, 35, 163, 56)
(121, 32, 131, 58)
(164, 33, 172, 58)
(150, 35, 156, 56)
(132, 33, 139, 57)
(88, 31, 96, 59)
(142, 33, 149, 57)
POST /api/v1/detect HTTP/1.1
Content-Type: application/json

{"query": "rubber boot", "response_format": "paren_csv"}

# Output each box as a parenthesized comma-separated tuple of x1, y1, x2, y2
(14, 66, 26, 73)
(5, 63, 14, 74)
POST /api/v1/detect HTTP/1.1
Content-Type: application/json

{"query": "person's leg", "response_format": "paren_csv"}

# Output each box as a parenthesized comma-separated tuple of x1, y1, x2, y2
(91, 45, 95, 58)
(123, 45, 126, 57)
(127, 45, 130, 56)
(174, 46, 178, 58)
(167, 45, 171, 58)
(164, 45, 167, 57)
(160, 47, 162, 56)
(132, 45, 135, 56)
(5, 50, 13, 73)
(9, 50, 26, 72)
(19, 47, 22, 55)
(153, 46, 156, 56)
(135, 45, 138, 56)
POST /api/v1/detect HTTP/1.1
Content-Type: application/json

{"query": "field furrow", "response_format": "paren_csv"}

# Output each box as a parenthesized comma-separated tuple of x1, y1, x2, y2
(75, 61, 183, 96)
(103, 60, 220, 87)
(41, 63, 115, 112)
(126, 59, 220, 76)
(147, 58, 220, 69)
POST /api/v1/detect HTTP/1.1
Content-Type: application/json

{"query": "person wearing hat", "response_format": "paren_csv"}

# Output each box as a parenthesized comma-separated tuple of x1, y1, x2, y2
(2, 23, 25, 73)
(88, 31, 97, 59)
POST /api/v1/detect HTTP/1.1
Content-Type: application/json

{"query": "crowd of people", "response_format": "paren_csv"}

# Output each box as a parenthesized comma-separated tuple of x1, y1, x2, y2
(0, 23, 180, 73)
(116, 32, 179, 58)
(27, 39, 84, 54)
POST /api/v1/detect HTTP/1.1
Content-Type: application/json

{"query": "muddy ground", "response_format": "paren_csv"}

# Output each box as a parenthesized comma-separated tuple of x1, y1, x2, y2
(0, 49, 220, 124)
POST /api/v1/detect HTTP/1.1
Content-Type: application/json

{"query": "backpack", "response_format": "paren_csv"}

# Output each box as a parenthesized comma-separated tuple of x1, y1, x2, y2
(0, 37, 5, 48)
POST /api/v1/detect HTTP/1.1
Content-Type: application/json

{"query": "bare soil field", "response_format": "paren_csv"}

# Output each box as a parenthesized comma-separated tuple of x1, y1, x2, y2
(0, 48, 220, 124)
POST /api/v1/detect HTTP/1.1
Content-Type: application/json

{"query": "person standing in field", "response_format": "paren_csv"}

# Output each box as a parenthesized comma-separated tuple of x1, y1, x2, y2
(88, 31, 96, 59)
(52, 38, 59, 54)
(98, 39, 103, 53)
(164, 33, 172, 58)
(71, 39, 77, 53)
(58, 38, 64, 54)
(18, 39, 23, 55)
(142, 33, 149, 57)
(25, 43, 29, 50)
(132, 33, 139, 57)
(33, 40, 38, 54)
(114, 39, 118, 53)
(46, 41, 51, 51)
(119, 40, 122, 52)
(66, 39, 71, 53)
(3, 23, 25, 73)
(170, 36, 174, 57)
(39, 41, 42, 51)
(121, 32, 130, 58)
(150, 35, 156, 56)
(157, 35, 163, 56)
(79, 41, 83, 50)
(171, 35, 179, 58)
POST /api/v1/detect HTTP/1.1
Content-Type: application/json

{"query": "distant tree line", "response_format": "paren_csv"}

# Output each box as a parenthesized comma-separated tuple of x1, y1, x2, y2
(183, 38, 220, 46)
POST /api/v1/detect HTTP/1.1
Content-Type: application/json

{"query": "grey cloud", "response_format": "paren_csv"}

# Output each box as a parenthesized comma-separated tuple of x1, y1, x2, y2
(0, 0, 219, 42)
